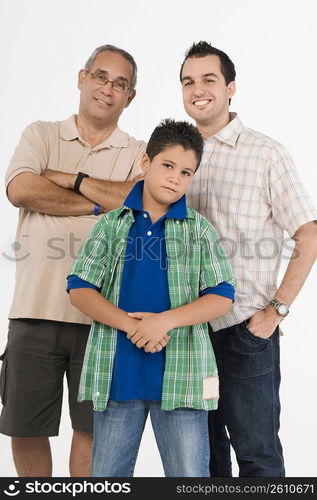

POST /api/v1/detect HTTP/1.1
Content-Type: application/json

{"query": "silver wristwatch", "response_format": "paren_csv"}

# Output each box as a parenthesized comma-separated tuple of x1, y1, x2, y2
(269, 299, 289, 318)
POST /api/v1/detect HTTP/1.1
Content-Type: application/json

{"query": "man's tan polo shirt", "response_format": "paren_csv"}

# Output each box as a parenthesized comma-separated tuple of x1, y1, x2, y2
(5, 115, 146, 324)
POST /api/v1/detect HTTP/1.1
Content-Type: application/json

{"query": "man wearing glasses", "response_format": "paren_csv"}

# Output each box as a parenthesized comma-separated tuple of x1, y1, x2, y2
(0, 45, 145, 477)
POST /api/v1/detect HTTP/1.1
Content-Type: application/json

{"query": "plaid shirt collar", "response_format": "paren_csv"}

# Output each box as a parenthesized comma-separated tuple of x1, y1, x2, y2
(210, 112, 244, 148)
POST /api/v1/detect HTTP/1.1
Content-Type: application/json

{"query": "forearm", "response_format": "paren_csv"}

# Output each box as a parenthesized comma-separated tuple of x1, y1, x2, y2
(69, 288, 138, 333)
(274, 221, 317, 306)
(45, 169, 138, 212)
(161, 294, 232, 330)
(79, 177, 136, 211)
(8, 172, 95, 216)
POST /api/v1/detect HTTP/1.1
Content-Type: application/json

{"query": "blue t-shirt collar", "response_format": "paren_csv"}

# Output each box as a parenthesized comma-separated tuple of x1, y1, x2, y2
(124, 180, 187, 220)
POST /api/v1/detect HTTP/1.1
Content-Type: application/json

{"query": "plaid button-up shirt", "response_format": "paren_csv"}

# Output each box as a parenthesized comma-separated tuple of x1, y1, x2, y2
(69, 204, 235, 411)
(187, 113, 317, 331)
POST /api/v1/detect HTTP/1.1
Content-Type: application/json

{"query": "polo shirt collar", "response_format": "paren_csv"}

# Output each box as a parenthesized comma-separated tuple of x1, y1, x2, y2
(123, 180, 187, 220)
(59, 115, 129, 148)
(212, 112, 244, 147)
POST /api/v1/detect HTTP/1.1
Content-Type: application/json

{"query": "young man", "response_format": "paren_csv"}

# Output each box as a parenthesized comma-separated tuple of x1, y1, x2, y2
(67, 119, 236, 477)
(180, 41, 317, 477)
(0, 44, 146, 477)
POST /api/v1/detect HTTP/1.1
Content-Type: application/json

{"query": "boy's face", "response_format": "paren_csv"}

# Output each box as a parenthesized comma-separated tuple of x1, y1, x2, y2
(141, 145, 197, 212)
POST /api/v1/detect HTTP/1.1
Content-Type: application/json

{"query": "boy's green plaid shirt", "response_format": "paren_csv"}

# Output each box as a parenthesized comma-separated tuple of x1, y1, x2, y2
(69, 205, 235, 411)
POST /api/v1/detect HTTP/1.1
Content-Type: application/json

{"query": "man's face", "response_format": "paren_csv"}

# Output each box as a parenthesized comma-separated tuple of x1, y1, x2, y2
(78, 50, 136, 126)
(181, 55, 235, 129)
(141, 145, 197, 211)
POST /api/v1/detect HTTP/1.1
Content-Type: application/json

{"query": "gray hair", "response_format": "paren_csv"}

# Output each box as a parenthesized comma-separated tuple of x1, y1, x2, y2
(84, 44, 138, 88)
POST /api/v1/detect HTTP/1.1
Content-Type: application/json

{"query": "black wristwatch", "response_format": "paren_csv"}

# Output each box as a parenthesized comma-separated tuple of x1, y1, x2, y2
(74, 172, 89, 193)
(269, 299, 289, 318)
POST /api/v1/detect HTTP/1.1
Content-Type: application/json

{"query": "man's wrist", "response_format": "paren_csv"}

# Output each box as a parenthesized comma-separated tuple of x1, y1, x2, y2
(74, 172, 89, 193)
(269, 299, 289, 318)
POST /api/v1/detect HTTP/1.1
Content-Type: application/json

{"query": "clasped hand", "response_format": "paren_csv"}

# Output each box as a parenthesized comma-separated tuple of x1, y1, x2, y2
(127, 312, 172, 353)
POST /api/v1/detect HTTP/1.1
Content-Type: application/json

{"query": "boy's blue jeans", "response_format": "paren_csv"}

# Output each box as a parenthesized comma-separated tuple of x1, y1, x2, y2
(93, 399, 210, 477)
(209, 321, 285, 477)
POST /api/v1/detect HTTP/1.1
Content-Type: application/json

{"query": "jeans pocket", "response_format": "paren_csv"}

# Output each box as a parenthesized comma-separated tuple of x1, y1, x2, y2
(242, 320, 271, 344)
(222, 322, 274, 380)
(0, 349, 7, 406)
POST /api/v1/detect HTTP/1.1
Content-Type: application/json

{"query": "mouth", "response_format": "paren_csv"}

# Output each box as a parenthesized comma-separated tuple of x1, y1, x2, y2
(162, 186, 177, 193)
(94, 97, 112, 106)
(193, 99, 212, 107)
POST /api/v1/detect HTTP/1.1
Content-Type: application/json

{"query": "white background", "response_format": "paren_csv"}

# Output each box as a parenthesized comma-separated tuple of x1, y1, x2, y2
(0, 0, 316, 477)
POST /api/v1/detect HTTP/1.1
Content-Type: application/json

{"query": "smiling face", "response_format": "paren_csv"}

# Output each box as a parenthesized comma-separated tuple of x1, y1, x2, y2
(141, 145, 197, 217)
(78, 50, 136, 128)
(181, 55, 235, 137)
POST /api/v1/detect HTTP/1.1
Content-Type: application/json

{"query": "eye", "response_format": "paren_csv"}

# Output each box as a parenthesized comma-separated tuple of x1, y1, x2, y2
(93, 71, 107, 84)
(114, 80, 128, 92)
(183, 81, 193, 87)
(163, 163, 173, 169)
(204, 78, 215, 84)
(182, 170, 192, 176)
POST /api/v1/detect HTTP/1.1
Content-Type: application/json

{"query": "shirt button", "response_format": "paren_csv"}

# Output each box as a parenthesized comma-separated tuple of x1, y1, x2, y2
(202, 186, 207, 192)
(176, 220, 180, 224)
(143, 213, 148, 218)
(147, 231, 152, 236)
(120, 238, 125, 243)
(95, 392, 100, 397)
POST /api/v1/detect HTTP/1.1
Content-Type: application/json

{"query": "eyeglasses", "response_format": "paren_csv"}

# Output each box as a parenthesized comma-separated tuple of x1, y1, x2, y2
(88, 70, 131, 93)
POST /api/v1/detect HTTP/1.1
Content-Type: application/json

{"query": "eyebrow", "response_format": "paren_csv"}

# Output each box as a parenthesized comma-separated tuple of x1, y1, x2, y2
(94, 68, 129, 84)
(181, 72, 219, 82)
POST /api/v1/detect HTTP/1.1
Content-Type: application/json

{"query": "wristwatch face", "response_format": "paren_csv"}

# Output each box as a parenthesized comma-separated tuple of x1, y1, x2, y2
(277, 304, 289, 316)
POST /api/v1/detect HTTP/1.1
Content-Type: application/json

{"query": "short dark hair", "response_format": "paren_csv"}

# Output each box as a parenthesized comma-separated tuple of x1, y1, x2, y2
(146, 118, 204, 168)
(180, 41, 236, 85)
(84, 44, 138, 88)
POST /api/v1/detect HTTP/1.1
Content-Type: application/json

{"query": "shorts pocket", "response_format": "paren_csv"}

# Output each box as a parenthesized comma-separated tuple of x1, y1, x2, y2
(0, 349, 7, 406)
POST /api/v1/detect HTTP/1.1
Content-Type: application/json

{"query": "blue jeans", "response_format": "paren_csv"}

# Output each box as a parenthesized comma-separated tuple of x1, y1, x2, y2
(209, 321, 285, 477)
(93, 399, 210, 477)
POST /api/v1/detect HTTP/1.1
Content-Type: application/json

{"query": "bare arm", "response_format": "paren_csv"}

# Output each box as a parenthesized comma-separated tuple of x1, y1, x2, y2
(69, 287, 170, 353)
(248, 221, 317, 338)
(7, 172, 95, 216)
(128, 294, 233, 351)
(44, 169, 144, 211)
(69, 288, 139, 334)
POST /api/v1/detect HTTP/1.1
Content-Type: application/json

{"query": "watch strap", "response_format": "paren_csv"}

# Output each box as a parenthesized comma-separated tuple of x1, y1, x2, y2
(269, 299, 289, 317)
(74, 172, 89, 193)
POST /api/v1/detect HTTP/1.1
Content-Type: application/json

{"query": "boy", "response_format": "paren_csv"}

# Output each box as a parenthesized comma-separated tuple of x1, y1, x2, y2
(67, 119, 235, 477)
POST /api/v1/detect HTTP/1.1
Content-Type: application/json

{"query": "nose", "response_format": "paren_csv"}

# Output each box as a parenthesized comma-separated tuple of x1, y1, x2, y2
(168, 170, 180, 185)
(100, 80, 114, 95)
(192, 83, 205, 97)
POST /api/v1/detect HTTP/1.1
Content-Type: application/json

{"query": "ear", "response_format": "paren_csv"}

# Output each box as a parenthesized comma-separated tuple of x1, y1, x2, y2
(78, 69, 87, 90)
(228, 81, 236, 99)
(125, 88, 136, 108)
(140, 153, 150, 173)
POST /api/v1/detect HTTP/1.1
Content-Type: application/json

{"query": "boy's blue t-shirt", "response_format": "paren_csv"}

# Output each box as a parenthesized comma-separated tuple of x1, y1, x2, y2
(67, 181, 234, 402)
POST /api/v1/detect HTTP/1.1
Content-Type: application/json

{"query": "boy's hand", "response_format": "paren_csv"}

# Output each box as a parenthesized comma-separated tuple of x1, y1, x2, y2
(146, 335, 171, 353)
(127, 312, 173, 351)
(124, 316, 141, 339)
